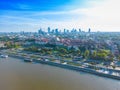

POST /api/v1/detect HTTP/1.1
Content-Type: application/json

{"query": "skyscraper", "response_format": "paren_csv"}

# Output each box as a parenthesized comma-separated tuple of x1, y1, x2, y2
(88, 28, 91, 33)
(48, 27, 51, 33)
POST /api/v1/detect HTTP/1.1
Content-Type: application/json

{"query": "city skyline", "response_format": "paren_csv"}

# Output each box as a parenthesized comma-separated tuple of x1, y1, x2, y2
(0, 0, 120, 32)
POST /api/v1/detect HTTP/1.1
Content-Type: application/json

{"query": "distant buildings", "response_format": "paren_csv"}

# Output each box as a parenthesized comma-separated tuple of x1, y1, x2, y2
(38, 28, 46, 35)
(38, 27, 92, 34)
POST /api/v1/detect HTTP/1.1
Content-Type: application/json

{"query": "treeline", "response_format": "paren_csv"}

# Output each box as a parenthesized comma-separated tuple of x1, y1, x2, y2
(5, 41, 21, 49)
(23, 43, 120, 61)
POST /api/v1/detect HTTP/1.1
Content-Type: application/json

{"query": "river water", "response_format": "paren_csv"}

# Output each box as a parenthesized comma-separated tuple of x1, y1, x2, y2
(0, 57, 120, 90)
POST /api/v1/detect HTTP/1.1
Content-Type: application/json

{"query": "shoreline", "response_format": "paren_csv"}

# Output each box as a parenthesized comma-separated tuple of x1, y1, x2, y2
(33, 59, 120, 80)
(9, 55, 120, 80)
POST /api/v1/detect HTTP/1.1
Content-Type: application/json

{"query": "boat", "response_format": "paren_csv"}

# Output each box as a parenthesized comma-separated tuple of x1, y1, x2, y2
(24, 58, 33, 62)
(0, 55, 8, 58)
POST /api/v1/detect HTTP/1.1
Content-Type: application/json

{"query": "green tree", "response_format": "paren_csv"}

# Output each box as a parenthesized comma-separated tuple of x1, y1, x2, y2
(92, 50, 97, 57)
(84, 50, 90, 59)
(76, 49, 81, 56)
(60, 48, 67, 54)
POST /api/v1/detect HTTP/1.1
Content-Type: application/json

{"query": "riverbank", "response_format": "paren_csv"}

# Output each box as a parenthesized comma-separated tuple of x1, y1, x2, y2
(9, 55, 120, 80)
(34, 59, 120, 80)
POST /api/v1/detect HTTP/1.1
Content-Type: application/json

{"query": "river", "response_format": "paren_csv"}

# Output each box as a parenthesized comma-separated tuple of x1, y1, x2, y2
(0, 57, 120, 90)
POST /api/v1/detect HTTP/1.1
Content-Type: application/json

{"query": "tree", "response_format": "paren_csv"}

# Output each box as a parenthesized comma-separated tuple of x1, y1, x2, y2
(76, 49, 81, 56)
(14, 43, 21, 49)
(108, 53, 114, 61)
(97, 53, 107, 60)
(92, 50, 97, 57)
(60, 48, 67, 54)
(84, 50, 90, 59)
(118, 55, 120, 61)
(96, 49, 110, 60)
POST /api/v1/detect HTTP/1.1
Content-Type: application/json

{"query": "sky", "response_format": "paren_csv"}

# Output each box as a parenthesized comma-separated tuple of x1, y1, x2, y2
(0, 0, 120, 32)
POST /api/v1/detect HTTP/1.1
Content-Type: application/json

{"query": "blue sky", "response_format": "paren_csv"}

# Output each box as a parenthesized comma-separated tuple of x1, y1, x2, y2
(0, 0, 120, 32)
(0, 0, 87, 11)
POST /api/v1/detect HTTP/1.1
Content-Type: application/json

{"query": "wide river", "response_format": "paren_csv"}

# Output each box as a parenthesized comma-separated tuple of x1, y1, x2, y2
(0, 57, 120, 90)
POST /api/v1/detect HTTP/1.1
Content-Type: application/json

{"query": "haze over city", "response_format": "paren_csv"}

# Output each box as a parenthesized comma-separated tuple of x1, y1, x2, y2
(0, 0, 120, 32)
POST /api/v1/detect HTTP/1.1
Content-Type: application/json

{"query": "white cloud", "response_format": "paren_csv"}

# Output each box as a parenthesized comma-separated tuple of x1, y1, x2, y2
(38, 0, 120, 32)
(44, 0, 120, 32)
(72, 0, 120, 31)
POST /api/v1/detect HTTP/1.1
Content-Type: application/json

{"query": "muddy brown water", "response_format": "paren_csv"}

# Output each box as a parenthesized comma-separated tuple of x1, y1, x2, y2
(0, 57, 120, 90)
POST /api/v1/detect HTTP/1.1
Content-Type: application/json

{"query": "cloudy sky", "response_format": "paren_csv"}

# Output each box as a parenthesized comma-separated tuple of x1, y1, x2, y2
(0, 0, 120, 32)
